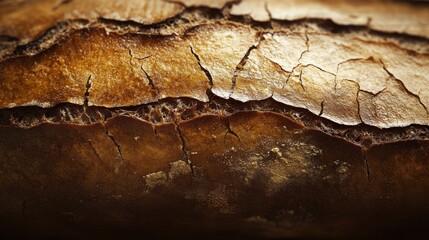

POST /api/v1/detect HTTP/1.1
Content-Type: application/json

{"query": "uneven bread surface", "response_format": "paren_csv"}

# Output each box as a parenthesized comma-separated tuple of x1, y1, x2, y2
(2, 0, 429, 45)
(1, 111, 429, 238)
(1, 0, 429, 239)
(1, 23, 429, 128)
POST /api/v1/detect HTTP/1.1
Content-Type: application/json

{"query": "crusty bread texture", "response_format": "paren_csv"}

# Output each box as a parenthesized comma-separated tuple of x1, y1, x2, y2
(1, 0, 429, 239)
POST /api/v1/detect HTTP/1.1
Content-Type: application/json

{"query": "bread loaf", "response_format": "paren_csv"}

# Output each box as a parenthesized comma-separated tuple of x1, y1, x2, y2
(1, 0, 429, 239)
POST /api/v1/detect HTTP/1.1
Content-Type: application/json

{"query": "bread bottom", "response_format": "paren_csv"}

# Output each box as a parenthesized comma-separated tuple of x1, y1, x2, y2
(1, 111, 428, 239)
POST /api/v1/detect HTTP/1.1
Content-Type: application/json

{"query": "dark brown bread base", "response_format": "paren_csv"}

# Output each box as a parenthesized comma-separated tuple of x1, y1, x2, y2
(1, 110, 428, 239)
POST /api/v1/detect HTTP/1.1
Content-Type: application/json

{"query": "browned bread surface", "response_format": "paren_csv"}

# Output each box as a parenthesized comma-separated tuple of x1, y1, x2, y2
(1, 0, 429, 239)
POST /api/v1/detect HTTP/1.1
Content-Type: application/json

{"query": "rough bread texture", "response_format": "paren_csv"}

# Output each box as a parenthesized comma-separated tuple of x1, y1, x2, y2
(1, 0, 429, 239)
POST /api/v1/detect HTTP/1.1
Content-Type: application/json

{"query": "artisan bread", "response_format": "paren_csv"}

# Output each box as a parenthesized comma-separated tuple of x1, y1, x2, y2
(1, 0, 429, 239)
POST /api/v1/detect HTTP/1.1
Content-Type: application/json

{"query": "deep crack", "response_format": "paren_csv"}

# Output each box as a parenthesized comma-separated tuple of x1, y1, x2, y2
(318, 101, 324, 117)
(83, 75, 92, 109)
(379, 59, 429, 115)
(103, 123, 125, 165)
(283, 33, 309, 88)
(229, 36, 261, 98)
(298, 68, 305, 91)
(189, 45, 213, 89)
(141, 64, 159, 94)
(152, 125, 160, 143)
(88, 139, 103, 165)
(175, 124, 194, 177)
(362, 150, 371, 184)
(224, 117, 241, 143)
(356, 90, 364, 124)
(301, 32, 310, 59)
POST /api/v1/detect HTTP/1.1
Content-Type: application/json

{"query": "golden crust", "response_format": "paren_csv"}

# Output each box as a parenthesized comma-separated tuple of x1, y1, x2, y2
(0, 28, 211, 108)
(186, 22, 259, 99)
(0, 0, 184, 45)
(2, 0, 428, 54)
(231, 0, 429, 38)
(2, 22, 429, 128)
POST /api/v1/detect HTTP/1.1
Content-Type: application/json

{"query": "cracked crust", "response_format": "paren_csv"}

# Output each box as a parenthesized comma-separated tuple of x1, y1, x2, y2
(0, 0, 184, 45)
(2, 24, 429, 128)
(1, 1, 429, 239)
(230, 0, 429, 38)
